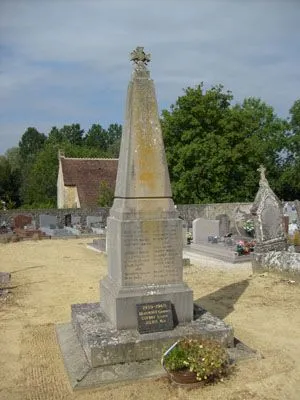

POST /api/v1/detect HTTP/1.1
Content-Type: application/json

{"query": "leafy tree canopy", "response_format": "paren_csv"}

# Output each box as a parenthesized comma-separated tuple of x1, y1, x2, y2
(161, 84, 290, 203)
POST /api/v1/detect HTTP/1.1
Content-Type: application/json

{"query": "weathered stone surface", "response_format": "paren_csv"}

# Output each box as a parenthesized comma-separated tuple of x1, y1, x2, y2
(192, 218, 220, 244)
(100, 277, 193, 330)
(216, 214, 230, 237)
(13, 214, 32, 229)
(56, 323, 258, 389)
(251, 165, 287, 253)
(86, 216, 103, 228)
(71, 302, 234, 368)
(100, 47, 193, 330)
(294, 200, 300, 224)
(252, 250, 300, 278)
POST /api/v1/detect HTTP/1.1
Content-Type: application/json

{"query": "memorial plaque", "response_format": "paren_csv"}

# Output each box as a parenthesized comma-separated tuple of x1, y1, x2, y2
(136, 301, 174, 334)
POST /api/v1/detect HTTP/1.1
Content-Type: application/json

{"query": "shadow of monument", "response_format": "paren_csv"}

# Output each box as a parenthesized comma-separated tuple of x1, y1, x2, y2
(194, 279, 250, 320)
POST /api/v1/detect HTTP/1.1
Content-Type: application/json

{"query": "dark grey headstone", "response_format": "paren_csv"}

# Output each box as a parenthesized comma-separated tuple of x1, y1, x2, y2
(39, 214, 57, 228)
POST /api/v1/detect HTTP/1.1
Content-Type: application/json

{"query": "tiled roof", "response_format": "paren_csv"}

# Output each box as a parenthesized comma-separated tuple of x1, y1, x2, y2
(60, 156, 118, 207)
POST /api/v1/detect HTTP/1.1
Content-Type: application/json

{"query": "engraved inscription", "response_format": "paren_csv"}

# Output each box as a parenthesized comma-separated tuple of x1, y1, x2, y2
(136, 301, 174, 334)
(122, 220, 182, 285)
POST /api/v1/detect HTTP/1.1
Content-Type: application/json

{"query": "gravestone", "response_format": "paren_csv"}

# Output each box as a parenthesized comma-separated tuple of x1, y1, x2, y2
(192, 217, 220, 243)
(283, 202, 298, 223)
(216, 214, 230, 237)
(71, 215, 81, 225)
(251, 165, 287, 253)
(39, 214, 57, 228)
(86, 216, 102, 228)
(294, 200, 300, 224)
(57, 47, 234, 389)
(13, 215, 32, 229)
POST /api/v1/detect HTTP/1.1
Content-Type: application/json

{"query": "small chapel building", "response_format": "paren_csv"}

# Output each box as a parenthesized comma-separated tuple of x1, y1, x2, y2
(57, 151, 118, 209)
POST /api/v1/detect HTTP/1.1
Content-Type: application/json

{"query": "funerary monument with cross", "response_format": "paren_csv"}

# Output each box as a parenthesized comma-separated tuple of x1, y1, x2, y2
(56, 47, 234, 388)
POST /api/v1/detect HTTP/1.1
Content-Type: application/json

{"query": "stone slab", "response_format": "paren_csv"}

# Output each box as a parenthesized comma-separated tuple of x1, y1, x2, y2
(56, 323, 259, 390)
(56, 323, 167, 390)
(71, 302, 234, 369)
(189, 243, 252, 263)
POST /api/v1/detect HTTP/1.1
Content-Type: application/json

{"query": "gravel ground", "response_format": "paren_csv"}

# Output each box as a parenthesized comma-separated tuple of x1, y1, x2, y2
(0, 238, 300, 400)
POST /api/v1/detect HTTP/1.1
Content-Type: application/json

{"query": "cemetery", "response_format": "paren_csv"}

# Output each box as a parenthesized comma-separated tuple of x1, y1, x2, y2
(0, 47, 300, 400)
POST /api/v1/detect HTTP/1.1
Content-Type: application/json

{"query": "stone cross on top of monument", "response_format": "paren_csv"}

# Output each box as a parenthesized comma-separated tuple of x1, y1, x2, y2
(258, 164, 269, 187)
(130, 46, 151, 65)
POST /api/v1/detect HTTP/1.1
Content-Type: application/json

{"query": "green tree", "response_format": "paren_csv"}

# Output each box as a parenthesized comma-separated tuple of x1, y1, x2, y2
(18, 127, 47, 163)
(106, 123, 122, 157)
(5, 147, 21, 172)
(47, 126, 64, 144)
(84, 124, 109, 151)
(0, 155, 21, 208)
(22, 143, 105, 207)
(59, 124, 84, 146)
(161, 84, 288, 203)
(276, 99, 300, 200)
(97, 181, 114, 207)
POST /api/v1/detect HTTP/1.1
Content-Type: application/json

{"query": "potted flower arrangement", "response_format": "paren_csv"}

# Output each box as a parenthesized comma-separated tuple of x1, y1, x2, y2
(162, 337, 233, 386)
(243, 219, 255, 237)
(236, 239, 255, 255)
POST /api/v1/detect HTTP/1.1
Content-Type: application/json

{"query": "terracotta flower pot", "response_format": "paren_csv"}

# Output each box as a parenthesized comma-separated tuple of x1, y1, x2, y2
(167, 368, 198, 384)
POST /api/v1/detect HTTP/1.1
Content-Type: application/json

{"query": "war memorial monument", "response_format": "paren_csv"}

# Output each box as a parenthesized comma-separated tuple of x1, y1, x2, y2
(56, 47, 235, 389)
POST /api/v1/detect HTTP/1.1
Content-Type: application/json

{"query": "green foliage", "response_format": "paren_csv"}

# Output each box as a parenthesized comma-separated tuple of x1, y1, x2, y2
(0, 155, 21, 208)
(21, 142, 106, 207)
(59, 124, 84, 146)
(97, 181, 114, 207)
(84, 124, 109, 150)
(19, 127, 47, 163)
(161, 84, 290, 203)
(163, 337, 232, 383)
(276, 99, 300, 200)
(47, 126, 64, 144)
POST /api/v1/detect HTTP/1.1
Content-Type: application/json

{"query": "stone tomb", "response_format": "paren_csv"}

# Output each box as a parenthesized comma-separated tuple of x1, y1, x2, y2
(86, 216, 103, 228)
(56, 47, 234, 389)
(39, 214, 57, 229)
(13, 214, 32, 229)
(192, 217, 220, 243)
(251, 165, 287, 253)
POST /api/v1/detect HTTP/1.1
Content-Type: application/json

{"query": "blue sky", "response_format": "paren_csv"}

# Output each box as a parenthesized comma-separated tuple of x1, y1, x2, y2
(0, 0, 300, 154)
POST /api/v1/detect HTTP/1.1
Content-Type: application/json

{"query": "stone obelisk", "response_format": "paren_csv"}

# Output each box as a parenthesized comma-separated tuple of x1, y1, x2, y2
(100, 47, 193, 329)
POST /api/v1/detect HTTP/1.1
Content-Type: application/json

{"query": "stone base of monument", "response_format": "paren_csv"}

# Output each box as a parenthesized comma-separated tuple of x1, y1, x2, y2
(100, 277, 194, 330)
(56, 302, 239, 389)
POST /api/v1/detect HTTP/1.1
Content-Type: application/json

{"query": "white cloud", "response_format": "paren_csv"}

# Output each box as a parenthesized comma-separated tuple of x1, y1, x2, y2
(0, 0, 300, 152)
